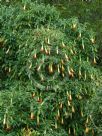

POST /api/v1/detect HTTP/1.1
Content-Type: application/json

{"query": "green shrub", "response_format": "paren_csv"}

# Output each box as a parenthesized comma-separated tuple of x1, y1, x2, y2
(0, 2, 59, 83)
(0, 1, 99, 136)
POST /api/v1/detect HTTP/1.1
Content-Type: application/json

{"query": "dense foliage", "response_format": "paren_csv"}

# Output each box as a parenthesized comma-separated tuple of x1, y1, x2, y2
(0, 1, 101, 136)
(41, 0, 102, 65)
(85, 77, 102, 136)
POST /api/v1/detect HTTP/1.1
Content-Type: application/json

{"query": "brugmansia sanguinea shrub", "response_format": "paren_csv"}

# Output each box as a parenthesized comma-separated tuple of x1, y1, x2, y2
(0, 2, 59, 82)
(0, 1, 99, 136)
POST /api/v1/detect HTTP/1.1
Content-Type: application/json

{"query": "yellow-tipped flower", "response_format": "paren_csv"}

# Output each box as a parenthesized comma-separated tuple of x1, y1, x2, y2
(84, 71, 86, 80)
(68, 128, 71, 134)
(62, 41, 66, 48)
(48, 64, 53, 73)
(29, 63, 32, 69)
(69, 93, 72, 101)
(40, 75, 44, 81)
(93, 57, 96, 64)
(86, 117, 89, 124)
(91, 38, 95, 44)
(61, 117, 64, 124)
(57, 109, 60, 117)
(78, 95, 82, 100)
(82, 43, 85, 50)
(55, 121, 58, 129)
(9, 67, 11, 73)
(61, 59, 64, 64)
(90, 74, 94, 80)
(57, 65, 60, 73)
(40, 45, 44, 52)
(85, 127, 89, 134)
(33, 53, 37, 59)
(37, 65, 41, 71)
(67, 91, 69, 96)
(61, 65, 65, 72)
(62, 73, 65, 77)
(23, 5, 26, 10)
(65, 53, 69, 61)
(3, 114, 6, 126)
(45, 47, 48, 54)
(68, 100, 71, 106)
(56, 46, 59, 54)
(72, 23, 77, 29)
(79, 69, 81, 76)
(60, 102, 63, 109)
(70, 49, 74, 55)
(81, 110, 84, 117)
(47, 38, 50, 44)
(37, 115, 40, 125)
(6, 122, 11, 131)
(70, 68, 74, 73)
(6, 48, 10, 54)
(72, 106, 75, 113)
(30, 112, 34, 120)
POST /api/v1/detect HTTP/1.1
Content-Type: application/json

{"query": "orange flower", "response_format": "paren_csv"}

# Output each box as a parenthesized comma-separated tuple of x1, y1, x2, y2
(30, 112, 34, 120)
(85, 127, 89, 134)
